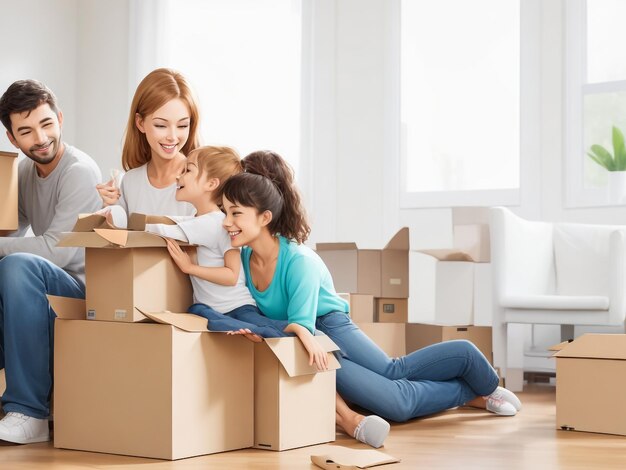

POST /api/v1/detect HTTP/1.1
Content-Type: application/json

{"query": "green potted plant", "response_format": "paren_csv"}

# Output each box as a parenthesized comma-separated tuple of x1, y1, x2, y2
(587, 126, 626, 171)
(588, 126, 626, 203)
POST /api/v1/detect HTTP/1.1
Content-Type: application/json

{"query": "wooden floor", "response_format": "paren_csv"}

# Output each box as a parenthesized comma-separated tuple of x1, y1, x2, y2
(2, 383, 625, 469)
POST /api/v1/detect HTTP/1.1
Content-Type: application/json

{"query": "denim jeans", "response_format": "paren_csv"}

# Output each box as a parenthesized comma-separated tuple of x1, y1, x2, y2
(0, 253, 85, 419)
(315, 311, 499, 422)
(188, 303, 293, 338)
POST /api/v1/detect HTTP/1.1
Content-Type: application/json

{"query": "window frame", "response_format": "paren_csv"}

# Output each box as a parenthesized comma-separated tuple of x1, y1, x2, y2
(395, 0, 541, 209)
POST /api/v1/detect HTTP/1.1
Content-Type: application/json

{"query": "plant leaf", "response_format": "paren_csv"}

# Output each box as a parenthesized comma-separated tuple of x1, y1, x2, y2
(589, 144, 615, 170)
(587, 152, 608, 170)
(613, 126, 626, 171)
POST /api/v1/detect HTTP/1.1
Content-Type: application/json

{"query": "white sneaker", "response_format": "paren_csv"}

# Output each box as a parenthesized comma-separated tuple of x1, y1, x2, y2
(494, 386, 522, 411)
(485, 390, 517, 416)
(0, 412, 50, 444)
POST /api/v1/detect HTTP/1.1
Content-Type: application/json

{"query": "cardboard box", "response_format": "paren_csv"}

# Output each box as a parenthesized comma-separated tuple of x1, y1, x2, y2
(473, 263, 493, 326)
(58, 225, 192, 322)
(554, 334, 626, 436)
(357, 323, 406, 357)
(453, 224, 491, 263)
(128, 212, 177, 231)
(0, 150, 18, 231)
(450, 207, 491, 262)
(375, 298, 408, 323)
(408, 251, 474, 325)
(316, 228, 409, 298)
(338, 293, 375, 323)
(315, 243, 381, 297)
(51, 297, 254, 460)
(0, 368, 5, 396)
(405, 324, 493, 364)
(380, 227, 409, 298)
(254, 335, 340, 451)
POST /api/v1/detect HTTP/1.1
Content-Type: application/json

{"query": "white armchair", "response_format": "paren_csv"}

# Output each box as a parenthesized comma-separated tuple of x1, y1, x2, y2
(490, 207, 626, 391)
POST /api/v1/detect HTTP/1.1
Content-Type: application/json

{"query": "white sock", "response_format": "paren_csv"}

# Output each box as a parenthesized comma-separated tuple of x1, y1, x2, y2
(353, 415, 390, 448)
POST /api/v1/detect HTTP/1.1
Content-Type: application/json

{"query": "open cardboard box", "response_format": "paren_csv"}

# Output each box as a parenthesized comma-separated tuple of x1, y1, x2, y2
(50, 296, 254, 460)
(0, 150, 18, 231)
(316, 228, 409, 298)
(254, 335, 341, 451)
(57, 215, 193, 322)
(552, 334, 626, 436)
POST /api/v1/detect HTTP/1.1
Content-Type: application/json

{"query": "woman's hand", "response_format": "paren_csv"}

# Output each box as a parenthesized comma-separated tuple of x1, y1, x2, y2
(226, 328, 263, 343)
(285, 323, 328, 371)
(96, 179, 120, 206)
(165, 238, 194, 274)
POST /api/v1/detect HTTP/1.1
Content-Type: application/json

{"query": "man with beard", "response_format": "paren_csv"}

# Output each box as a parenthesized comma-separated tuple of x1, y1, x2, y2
(0, 79, 101, 444)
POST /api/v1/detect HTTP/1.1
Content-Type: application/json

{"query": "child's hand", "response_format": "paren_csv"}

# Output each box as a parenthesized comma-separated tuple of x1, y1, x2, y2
(165, 238, 194, 274)
(226, 328, 263, 343)
(96, 179, 120, 206)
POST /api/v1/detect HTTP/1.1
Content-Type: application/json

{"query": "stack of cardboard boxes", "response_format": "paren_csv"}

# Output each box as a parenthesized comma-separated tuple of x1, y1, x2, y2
(0, 151, 18, 400)
(316, 210, 493, 364)
(49, 214, 340, 460)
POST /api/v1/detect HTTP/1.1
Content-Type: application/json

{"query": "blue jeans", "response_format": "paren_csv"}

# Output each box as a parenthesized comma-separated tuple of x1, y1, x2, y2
(316, 312, 499, 422)
(226, 309, 499, 422)
(0, 253, 85, 419)
(188, 303, 293, 338)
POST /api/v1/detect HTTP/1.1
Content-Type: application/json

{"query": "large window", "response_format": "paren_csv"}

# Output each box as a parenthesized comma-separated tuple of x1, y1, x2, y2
(565, 0, 626, 207)
(400, 0, 530, 208)
(130, 0, 303, 174)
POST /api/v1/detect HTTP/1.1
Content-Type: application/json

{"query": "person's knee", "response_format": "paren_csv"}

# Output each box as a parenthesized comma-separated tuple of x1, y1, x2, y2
(449, 339, 481, 356)
(0, 253, 43, 291)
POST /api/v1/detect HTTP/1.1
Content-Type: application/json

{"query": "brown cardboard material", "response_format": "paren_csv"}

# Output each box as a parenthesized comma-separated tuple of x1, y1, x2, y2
(0, 151, 18, 231)
(357, 323, 406, 357)
(0, 369, 5, 397)
(380, 227, 409, 298)
(453, 224, 491, 263)
(375, 298, 408, 323)
(58, 227, 192, 322)
(128, 212, 177, 231)
(315, 243, 381, 297)
(315, 228, 409, 298)
(406, 324, 493, 364)
(52, 298, 254, 460)
(339, 293, 375, 323)
(554, 334, 626, 436)
(254, 335, 340, 451)
(311, 446, 401, 469)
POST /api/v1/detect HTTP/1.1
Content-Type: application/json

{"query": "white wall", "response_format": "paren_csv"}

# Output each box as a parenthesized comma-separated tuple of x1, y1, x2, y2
(0, 0, 130, 181)
(0, 0, 79, 153)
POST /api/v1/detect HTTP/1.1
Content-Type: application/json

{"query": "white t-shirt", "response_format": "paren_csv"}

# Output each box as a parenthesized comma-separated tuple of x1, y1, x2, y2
(148, 211, 255, 313)
(118, 163, 195, 216)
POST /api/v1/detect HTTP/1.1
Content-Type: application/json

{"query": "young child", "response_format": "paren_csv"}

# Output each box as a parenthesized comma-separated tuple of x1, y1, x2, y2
(96, 68, 199, 218)
(145, 145, 289, 337)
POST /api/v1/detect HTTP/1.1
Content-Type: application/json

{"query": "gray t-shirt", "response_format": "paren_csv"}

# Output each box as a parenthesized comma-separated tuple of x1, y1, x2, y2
(0, 143, 102, 282)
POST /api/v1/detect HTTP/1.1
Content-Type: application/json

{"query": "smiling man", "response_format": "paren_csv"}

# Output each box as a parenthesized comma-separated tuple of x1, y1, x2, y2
(0, 80, 101, 444)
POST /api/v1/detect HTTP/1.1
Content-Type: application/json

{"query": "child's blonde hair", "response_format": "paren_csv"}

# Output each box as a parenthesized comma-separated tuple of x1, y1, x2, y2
(189, 146, 243, 204)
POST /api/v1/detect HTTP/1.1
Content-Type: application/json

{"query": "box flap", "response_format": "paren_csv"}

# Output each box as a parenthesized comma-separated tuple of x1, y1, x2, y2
(128, 212, 177, 231)
(554, 334, 626, 360)
(264, 335, 341, 377)
(136, 309, 209, 332)
(57, 230, 168, 248)
(414, 248, 474, 262)
(383, 227, 409, 250)
(71, 213, 112, 232)
(311, 446, 400, 469)
(316, 242, 358, 251)
(548, 340, 573, 352)
(47, 295, 86, 320)
(0, 151, 18, 159)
